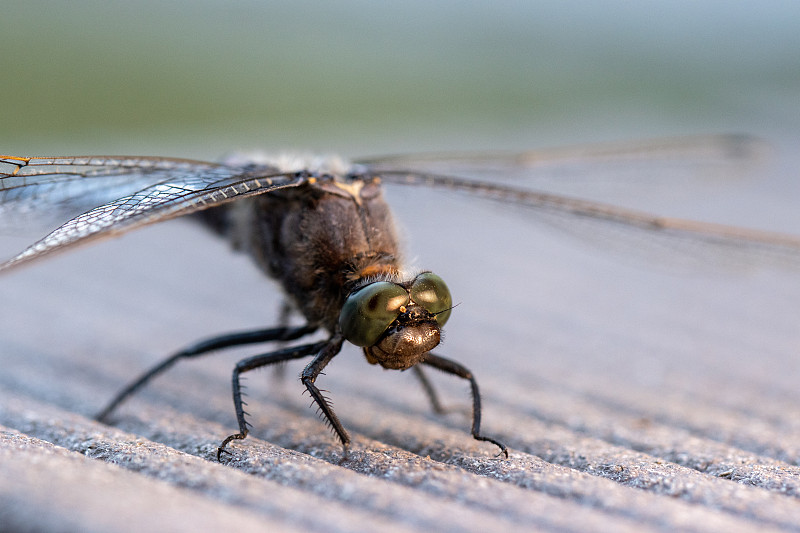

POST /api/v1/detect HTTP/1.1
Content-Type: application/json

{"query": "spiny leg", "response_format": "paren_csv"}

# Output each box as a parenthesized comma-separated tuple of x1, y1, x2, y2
(300, 334, 348, 451)
(421, 353, 508, 458)
(218, 339, 330, 460)
(96, 324, 318, 423)
(412, 365, 446, 414)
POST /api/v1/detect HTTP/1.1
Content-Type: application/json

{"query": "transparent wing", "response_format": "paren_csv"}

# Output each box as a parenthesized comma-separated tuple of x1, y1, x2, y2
(0, 155, 307, 271)
(376, 170, 800, 272)
(0, 156, 237, 229)
(3, 135, 795, 275)
(358, 134, 769, 205)
(362, 134, 799, 271)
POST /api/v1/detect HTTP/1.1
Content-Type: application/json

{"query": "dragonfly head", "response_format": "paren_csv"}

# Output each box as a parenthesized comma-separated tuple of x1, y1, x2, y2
(339, 272, 452, 370)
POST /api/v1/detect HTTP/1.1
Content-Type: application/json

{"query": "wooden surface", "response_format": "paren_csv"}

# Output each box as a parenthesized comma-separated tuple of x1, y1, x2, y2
(2, 164, 800, 532)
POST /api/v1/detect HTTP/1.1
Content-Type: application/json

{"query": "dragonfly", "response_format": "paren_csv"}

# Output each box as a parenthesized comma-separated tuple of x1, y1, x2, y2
(2, 134, 799, 461)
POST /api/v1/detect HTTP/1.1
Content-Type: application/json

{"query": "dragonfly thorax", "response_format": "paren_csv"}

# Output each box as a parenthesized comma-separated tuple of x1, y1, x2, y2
(200, 173, 404, 332)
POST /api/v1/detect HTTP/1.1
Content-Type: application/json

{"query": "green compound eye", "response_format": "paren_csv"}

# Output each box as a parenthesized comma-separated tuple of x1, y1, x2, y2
(339, 281, 410, 347)
(409, 272, 452, 327)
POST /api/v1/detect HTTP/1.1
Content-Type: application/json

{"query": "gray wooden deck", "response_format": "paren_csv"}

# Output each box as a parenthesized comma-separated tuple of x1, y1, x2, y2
(1, 180, 799, 532)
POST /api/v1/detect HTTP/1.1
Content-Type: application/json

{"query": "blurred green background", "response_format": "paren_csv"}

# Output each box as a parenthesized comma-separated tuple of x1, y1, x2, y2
(1, 0, 799, 158)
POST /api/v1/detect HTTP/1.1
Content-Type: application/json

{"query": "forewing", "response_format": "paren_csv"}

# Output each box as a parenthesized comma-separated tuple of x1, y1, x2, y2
(1, 156, 225, 229)
(362, 134, 799, 271)
(376, 170, 800, 272)
(359, 134, 769, 204)
(0, 155, 305, 271)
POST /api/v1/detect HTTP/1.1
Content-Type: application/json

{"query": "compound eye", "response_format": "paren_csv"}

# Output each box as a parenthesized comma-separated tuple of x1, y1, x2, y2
(409, 272, 452, 326)
(339, 282, 409, 347)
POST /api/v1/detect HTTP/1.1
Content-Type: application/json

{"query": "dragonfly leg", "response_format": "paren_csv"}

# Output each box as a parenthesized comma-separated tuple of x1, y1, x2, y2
(421, 353, 508, 458)
(412, 364, 447, 414)
(218, 339, 330, 461)
(96, 324, 318, 423)
(300, 334, 349, 452)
